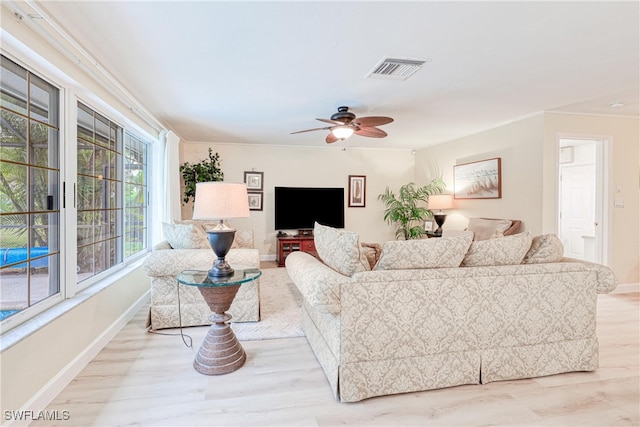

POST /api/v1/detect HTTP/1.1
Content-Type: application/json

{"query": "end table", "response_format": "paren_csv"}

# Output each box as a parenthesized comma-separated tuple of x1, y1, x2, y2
(177, 268, 262, 375)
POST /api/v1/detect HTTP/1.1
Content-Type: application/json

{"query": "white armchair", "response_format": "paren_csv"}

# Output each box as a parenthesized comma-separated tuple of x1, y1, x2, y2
(142, 223, 260, 330)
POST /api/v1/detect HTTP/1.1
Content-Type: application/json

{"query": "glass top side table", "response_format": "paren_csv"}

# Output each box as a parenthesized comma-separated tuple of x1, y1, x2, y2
(178, 268, 262, 375)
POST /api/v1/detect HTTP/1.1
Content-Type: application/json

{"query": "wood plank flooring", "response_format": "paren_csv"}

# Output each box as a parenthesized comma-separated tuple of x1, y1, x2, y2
(33, 282, 639, 426)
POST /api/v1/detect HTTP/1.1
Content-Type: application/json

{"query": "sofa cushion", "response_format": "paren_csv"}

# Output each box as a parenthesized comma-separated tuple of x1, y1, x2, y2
(466, 218, 512, 241)
(523, 234, 564, 264)
(314, 222, 370, 276)
(177, 220, 254, 249)
(374, 234, 473, 270)
(360, 242, 382, 270)
(462, 231, 533, 267)
(162, 222, 209, 249)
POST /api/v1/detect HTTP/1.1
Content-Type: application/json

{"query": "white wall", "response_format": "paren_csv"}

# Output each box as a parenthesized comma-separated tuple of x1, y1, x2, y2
(180, 143, 416, 257)
(416, 112, 639, 284)
(0, 267, 149, 421)
(543, 113, 639, 284)
(414, 114, 545, 234)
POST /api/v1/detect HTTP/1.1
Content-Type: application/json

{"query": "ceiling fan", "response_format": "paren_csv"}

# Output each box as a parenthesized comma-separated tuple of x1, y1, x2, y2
(291, 106, 394, 143)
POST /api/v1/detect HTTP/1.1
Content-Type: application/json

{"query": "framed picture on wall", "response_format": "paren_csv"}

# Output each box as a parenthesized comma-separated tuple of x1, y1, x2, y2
(348, 175, 366, 207)
(244, 171, 264, 191)
(247, 192, 263, 211)
(454, 157, 502, 199)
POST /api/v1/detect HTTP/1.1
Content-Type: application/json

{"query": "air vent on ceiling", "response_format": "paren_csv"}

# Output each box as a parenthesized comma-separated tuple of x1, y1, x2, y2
(366, 57, 430, 81)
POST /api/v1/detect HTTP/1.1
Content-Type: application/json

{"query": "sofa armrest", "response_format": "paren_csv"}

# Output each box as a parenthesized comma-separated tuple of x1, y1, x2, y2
(560, 257, 617, 294)
(285, 251, 351, 314)
(153, 240, 173, 250)
(143, 248, 259, 277)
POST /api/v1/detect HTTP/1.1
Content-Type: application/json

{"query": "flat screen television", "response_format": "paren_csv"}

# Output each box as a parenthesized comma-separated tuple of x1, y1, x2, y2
(274, 186, 344, 230)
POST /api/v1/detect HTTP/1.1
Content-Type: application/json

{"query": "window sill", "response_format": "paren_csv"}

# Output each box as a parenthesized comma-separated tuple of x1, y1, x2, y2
(0, 258, 145, 353)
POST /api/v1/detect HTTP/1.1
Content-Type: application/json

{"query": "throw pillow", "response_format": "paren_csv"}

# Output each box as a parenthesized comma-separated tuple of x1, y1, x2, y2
(162, 222, 210, 249)
(314, 222, 370, 276)
(176, 220, 213, 248)
(466, 218, 512, 241)
(462, 231, 533, 267)
(523, 234, 564, 264)
(374, 234, 473, 270)
(360, 242, 382, 270)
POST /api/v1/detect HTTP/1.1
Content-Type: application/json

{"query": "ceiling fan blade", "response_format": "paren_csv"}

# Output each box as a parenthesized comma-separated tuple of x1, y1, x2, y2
(317, 118, 346, 125)
(325, 133, 339, 144)
(353, 116, 394, 127)
(355, 127, 388, 138)
(290, 126, 331, 135)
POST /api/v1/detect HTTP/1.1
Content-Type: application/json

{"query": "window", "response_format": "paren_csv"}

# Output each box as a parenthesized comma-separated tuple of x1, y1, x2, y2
(124, 133, 148, 258)
(0, 55, 61, 319)
(76, 102, 123, 283)
(0, 54, 152, 326)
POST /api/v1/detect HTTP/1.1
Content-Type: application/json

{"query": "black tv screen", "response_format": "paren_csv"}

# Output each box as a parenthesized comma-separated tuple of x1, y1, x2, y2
(275, 187, 344, 230)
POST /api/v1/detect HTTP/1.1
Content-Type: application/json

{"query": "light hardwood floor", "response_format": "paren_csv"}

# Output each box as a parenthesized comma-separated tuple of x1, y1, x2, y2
(33, 282, 639, 427)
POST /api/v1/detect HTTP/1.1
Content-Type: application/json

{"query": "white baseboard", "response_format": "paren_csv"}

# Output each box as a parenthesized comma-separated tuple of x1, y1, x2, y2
(6, 291, 150, 427)
(260, 254, 277, 262)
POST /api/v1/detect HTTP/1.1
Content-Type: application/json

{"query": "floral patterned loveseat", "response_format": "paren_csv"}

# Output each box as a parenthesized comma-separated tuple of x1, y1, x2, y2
(285, 222, 617, 402)
(142, 221, 260, 330)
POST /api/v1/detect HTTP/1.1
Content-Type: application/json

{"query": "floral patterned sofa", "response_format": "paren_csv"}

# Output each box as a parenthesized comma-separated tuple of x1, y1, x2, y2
(142, 221, 260, 330)
(285, 222, 617, 402)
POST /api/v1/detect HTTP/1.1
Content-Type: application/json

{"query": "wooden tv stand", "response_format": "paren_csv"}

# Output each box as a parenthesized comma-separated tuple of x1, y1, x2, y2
(277, 235, 316, 267)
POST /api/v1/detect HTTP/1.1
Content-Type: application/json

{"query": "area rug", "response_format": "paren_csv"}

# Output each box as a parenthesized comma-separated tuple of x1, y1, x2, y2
(230, 267, 304, 341)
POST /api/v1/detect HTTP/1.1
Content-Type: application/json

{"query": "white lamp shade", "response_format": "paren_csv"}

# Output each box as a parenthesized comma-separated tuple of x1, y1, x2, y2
(428, 194, 454, 210)
(192, 182, 250, 220)
(331, 126, 355, 140)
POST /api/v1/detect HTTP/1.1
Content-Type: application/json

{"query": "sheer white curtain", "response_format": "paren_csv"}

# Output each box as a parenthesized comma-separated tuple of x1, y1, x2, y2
(151, 130, 181, 246)
(164, 131, 182, 223)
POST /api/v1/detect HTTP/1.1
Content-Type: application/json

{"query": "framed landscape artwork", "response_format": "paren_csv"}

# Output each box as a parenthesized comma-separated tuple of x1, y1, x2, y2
(454, 158, 502, 199)
(348, 175, 366, 207)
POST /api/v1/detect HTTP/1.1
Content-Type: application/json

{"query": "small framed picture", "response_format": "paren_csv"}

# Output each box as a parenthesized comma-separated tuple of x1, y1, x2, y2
(247, 192, 263, 211)
(348, 175, 366, 207)
(244, 171, 264, 191)
(424, 221, 434, 232)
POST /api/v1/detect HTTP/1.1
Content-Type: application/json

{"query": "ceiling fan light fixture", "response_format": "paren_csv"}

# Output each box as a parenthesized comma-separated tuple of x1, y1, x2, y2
(331, 126, 354, 140)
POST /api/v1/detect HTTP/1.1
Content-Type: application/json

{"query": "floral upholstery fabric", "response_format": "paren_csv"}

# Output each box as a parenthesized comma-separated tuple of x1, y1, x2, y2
(162, 222, 209, 249)
(314, 222, 369, 276)
(285, 249, 617, 402)
(176, 220, 254, 249)
(142, 229, 260, 329)
(523, 234, 564, 264)
(374, 234, 473, 270)
(462, 231, 533, 267)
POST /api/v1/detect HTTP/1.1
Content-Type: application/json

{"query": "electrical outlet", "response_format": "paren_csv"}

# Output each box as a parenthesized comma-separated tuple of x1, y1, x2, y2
(614, 199, 625, 208)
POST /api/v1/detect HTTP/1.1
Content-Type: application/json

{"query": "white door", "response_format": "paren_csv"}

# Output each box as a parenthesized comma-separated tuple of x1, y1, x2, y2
(557, 139, 606, 263)
(559, 164, 596, 260)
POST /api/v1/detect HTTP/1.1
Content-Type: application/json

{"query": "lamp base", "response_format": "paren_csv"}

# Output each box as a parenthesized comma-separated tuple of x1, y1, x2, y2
(206, 229, 236, 278)
(434, 214, 447, 236)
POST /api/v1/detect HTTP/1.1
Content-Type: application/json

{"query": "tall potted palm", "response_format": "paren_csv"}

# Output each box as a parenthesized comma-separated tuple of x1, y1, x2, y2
(378, 178, 446, 240)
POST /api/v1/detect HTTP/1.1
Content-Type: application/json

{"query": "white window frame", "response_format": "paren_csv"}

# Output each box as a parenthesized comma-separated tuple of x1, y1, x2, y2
(0, 49, 156, 332)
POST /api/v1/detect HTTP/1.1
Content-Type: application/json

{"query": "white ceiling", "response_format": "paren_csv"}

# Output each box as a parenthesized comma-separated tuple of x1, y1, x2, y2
(33, 1, 640, 149)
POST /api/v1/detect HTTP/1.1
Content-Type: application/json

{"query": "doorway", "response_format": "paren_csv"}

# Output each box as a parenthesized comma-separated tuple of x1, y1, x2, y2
(557, 137, 607, 263)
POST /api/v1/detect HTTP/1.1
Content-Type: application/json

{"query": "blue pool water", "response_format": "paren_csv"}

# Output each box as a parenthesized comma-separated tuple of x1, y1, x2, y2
(0, 247, 49, 269)
(0, 310, 20, 320)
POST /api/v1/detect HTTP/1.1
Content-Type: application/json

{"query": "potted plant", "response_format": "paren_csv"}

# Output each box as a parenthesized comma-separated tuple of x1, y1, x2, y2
(179, 148, 224, 204)
(378, 178, 446, 240)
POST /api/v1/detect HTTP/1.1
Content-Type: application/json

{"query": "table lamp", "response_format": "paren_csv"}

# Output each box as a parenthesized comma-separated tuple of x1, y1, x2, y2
(428, 194, 454, 236)
(192, 182, 250, 278)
